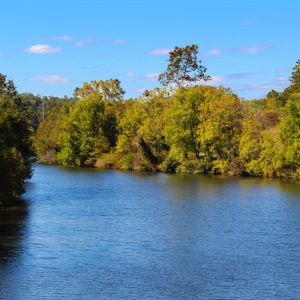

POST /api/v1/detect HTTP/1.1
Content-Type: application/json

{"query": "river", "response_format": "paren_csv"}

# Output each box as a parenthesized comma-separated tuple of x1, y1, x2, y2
(0, 165, 300, 299)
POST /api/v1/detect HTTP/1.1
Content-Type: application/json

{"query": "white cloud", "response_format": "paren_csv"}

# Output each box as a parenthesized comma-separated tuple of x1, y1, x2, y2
(277, 76, 288, 82)
(201, 76, 224, 86)
(203, 49, 222, 56)
(145, 73, 160, 81)
(236, 45, 268, 54)
(27, 44, 61, 54)
(31, 75, 70, 84)
(211, 76, 224, 83)
(151, 48, 172, 55)
(75, 39, 93, 47)
(250, 84, 277, 89)
(48, 35, 93, 47)
(126, 72, 135, 77)
(50, 35, 74, 42)
(246, 82, 287, 90)
(113, 39, 127, 44)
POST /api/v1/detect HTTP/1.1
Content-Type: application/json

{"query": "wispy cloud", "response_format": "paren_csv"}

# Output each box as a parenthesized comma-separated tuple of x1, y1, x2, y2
(277, 76, 289, 83)
(249, 75, 289, 90)
(75, 39, 93, 47)
(50, 35, 75, 42)
(234, 45, 269, 54)
(234, 80, 288, 93)
(27, 44, 61, 54)
(48, 35, 93, 47)
(203, 49, 222, 56)
(201, 76, 224, 85)
(183, 76, 224, 87)
(249, 83, 281, 90)
(225, 72, 257, 79)
(126, 72, 135, 77)
(31, 75, 70, 84)
(113, 39, 127, 45)
(151, 48, 172, 55)
(145, 73, 160, 81)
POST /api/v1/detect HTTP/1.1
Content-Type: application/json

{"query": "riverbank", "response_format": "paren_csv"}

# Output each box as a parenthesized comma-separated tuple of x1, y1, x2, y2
(38, 155, 300, 181)
(35, 83, 300, 181)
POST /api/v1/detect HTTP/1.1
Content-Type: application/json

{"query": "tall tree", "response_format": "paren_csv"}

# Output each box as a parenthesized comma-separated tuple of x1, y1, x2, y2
(278, 59, 300, 104)
(0, 74, 34, 207)
(290, 59, 300, 89)
(158, 44, 210, 87)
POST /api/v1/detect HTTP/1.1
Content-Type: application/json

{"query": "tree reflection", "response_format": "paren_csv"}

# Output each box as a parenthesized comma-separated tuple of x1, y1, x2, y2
(0, 200, 28, 265)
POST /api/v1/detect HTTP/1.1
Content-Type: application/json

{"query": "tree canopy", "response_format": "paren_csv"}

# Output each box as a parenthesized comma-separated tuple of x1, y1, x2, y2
(0, 74, 34, 208)
(158, 44, 210, 87)
(2, 48, 299, 207)
(74, 79, 125, 101)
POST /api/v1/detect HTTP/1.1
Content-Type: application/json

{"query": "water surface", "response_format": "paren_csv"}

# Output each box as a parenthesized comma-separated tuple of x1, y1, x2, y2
(1, 165, 300, 299)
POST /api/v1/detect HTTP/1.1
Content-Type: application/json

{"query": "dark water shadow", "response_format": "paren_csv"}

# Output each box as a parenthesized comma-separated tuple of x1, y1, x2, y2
(0, 199, 28, 265)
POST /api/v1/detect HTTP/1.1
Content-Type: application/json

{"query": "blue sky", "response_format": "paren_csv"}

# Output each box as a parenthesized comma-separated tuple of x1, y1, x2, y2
(1, 0, 299, 99)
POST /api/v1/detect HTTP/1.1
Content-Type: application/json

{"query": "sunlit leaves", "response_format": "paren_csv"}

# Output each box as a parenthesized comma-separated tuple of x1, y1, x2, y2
(74, 79, 125, 102)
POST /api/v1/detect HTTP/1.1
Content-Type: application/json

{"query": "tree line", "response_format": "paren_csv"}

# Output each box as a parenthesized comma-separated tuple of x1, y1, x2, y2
(1, 45, 299, 208)
(36, 45, 300, 179)
(0, 76, 73, 208)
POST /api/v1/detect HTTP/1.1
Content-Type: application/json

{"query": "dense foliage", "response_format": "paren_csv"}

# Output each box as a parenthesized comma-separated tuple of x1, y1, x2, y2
(0, 75, 71, 208)
(0, 74, 35, 208)
(18, 93, 74, 131)
(35, 58, 300, 179)
(1, 45, 298, 188)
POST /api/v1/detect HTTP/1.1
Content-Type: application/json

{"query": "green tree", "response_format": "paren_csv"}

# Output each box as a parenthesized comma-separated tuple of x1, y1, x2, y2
(158, 44, 210, 87)
(74, 79, 125, 101)
(57, 95, 111, 166)
(35, 102, 72, 164)
(17, 93, 74, 131)
(197, 89, 243, 173)
(239, 91, 299, 178)
(290, 59, 300, 90)
(0, 74, 34, 207)
(164, 86, 212, 160)
(0, 74, 17, 98)
(116, 88, 170, 170)
(137, 89, 169, 157)
(264, 90, 284, 109)
(116, 99, 145, 155)
(277, 59, 300, 104)
(279, 95, 300, 177)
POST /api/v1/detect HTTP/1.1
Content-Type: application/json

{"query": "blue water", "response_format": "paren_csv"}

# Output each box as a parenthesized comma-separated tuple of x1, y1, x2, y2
(1, 165, 300, 299)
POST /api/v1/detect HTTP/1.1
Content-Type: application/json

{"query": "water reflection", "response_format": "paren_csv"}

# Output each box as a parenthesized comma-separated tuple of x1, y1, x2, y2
(161, 173, 237, 201)
(0, 201, 28, 265)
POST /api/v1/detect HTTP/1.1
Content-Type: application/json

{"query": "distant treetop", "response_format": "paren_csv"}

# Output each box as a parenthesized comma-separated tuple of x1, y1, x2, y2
(158, 44, 210, 87)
